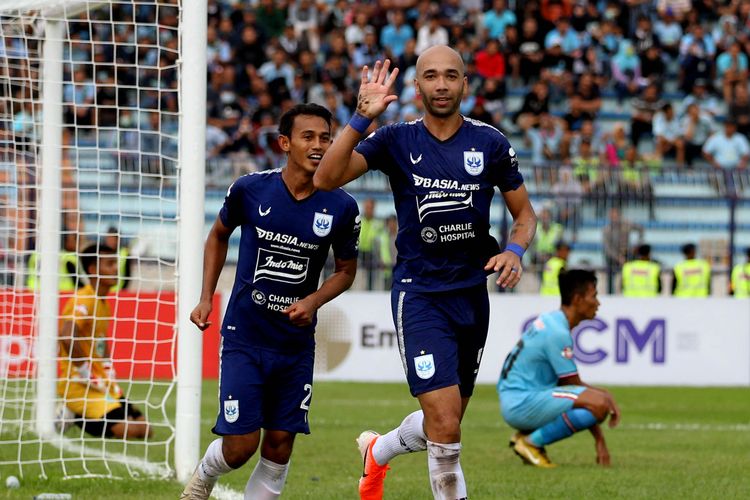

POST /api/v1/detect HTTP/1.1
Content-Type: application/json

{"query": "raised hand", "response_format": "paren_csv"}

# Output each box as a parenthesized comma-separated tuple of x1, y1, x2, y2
(356, 59, 400, 120)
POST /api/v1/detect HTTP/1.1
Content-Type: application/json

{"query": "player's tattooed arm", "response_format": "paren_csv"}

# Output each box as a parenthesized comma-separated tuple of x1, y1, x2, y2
(509, 221, 534, 249)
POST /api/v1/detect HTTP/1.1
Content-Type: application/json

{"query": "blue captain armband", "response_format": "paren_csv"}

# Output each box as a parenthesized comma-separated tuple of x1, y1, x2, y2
(504, 243, 525, 259)
(348, 113, 372, 134)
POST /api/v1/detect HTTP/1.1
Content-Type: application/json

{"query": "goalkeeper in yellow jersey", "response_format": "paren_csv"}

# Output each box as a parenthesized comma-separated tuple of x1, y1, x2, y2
(56, 243, 150, 439)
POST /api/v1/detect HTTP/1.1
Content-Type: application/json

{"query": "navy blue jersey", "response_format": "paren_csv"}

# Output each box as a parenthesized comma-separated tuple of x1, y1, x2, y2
(219, 169, 360, 351)
(355, 117, 523, 292)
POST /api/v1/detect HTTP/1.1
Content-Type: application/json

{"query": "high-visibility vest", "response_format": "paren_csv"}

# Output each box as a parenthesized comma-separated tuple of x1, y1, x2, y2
(535, 223, 564, 256)
(26, 251, 78, 291)
(622, 260, 661, 297)
(110, 247, 130, 292)
(731, 262, 750, 298)
(540, 256, 566, 296)
(673, 259, 711, 297)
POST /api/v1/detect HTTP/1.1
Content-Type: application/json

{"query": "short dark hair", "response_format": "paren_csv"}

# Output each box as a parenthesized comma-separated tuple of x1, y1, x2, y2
(681, 243, 696, 256)
(745, 246, 750, 259)
(79, 243, 116, 276)
(637, 244, 651, 257)
(559, 269, 597, 306)
(278, 103, 332, 138)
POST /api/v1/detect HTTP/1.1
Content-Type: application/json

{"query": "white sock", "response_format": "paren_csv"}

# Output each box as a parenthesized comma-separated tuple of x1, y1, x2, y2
(427, 441, 467, 500)
(244, 457, 289, 499)
(372, 410, 428, 465)
(198, 438, 233, 481)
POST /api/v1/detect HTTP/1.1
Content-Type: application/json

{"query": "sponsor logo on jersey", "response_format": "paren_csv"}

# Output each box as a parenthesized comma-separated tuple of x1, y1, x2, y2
(463, 150, 484, 175)
(265, 294, 300, 312)
(416, 191, 473, 222)
(412, 174, 480, 191)
(414, 354, 435, 379)
(224, 399, 239, 423)
(508, 147, 518, 169)
(251, 289, 266, 305)
(421, 226, 438, 243)
(255, 227, 319, 250)
(254, 248, 309, 284)
(410, 152, 422, 164)
(561, 346, 574, 359)
(258, 204, 271, 217)
(437, 222, 475, 242)
(313, 212, 333, 237)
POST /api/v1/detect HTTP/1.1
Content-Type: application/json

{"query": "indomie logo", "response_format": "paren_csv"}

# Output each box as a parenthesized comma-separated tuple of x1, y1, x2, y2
(520, 317, 666, 365)
(254, 248, 309, 284)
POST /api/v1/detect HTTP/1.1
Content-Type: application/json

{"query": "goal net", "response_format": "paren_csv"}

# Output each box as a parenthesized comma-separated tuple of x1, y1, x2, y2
(0, 0, 205, 481)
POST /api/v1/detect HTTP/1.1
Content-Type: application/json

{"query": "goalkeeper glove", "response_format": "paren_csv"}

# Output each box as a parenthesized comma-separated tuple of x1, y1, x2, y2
(101, 360, 123, 399)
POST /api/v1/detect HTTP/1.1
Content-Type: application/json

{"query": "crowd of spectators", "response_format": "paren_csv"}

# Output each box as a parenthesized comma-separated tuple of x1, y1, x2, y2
(4, 0, 750, 287)
(4, 0, 750, 177)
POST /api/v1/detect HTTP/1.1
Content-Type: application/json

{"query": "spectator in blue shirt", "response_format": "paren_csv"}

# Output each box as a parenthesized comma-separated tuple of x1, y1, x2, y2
(380, 10, 414, 59)
(483, 0, 517, 40)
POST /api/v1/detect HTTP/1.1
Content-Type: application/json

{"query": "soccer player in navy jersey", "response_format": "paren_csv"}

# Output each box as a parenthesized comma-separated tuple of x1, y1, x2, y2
(498, 270, 621, 468)
(181, 103, 360, 500)
(315, 46, 537, 500)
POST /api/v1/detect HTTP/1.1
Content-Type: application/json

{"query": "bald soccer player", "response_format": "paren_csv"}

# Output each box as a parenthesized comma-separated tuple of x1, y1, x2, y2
(315, 46, 537, 500)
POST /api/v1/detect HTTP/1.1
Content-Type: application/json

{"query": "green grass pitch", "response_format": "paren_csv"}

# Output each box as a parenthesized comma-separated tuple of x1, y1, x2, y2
(1, 382, 749, 499)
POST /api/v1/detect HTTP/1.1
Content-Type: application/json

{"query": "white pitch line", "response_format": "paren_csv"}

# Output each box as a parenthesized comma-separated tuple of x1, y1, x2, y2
(622, 422, 750, 432)
(45, 435, 171, 478)
(44, 434, 246, 498)
(212, 483, 244, 500)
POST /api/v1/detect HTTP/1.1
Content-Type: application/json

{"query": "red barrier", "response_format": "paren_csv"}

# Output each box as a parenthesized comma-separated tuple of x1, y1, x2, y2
(0, 290, 222, 380)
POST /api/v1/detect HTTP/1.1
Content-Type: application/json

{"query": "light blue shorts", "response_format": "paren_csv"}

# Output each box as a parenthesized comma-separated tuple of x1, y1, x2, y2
(500, 385, 587, 431)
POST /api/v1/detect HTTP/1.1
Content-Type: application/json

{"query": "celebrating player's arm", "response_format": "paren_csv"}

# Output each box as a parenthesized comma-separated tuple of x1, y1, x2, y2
(314, 59, 399, 191)
(484, 186, 537, 289)
(284, 256, 357, 326)
(190, 215, 233, 331)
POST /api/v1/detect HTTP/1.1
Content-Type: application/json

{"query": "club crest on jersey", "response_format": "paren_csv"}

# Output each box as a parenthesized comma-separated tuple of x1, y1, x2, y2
(414, 354, 435, 379)
(224, 399, 239, 423)
(313, 212, 333, 237)
(463, 150, 484, 176)
(561, 346, 574, 359)
(251, 289, 266, 305)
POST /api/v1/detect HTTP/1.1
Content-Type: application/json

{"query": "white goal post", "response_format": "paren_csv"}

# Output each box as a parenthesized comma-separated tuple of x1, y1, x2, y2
(0, 0, 206, 482)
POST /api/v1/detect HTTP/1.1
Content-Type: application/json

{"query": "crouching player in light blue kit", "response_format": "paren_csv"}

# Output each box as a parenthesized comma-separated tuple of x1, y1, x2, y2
(498, 269, 621, 468)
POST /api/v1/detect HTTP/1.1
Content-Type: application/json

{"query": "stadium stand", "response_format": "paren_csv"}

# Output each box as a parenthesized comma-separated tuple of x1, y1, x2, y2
(17, 0, 750, 293)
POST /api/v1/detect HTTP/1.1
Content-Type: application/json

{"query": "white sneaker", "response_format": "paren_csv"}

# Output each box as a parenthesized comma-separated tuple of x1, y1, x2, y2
(54, 404, 76, 433)
(180, 464, 217, 500)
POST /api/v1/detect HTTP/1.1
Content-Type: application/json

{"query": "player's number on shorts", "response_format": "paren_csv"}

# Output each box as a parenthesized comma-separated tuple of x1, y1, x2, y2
(300, 383, 312, 411)
(500, 339, 524, 380)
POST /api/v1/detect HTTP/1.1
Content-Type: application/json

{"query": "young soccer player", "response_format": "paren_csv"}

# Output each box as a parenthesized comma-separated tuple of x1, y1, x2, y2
(181, 103, 360, 499)
(56, 243, 150, 439)
(498, 269, 621, 467)
(315, 46, 536, 500)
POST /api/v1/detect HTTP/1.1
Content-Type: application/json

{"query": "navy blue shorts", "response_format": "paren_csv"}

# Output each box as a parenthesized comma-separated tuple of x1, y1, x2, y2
(212, 341, 314, 436)
(391, 284, 490, 397)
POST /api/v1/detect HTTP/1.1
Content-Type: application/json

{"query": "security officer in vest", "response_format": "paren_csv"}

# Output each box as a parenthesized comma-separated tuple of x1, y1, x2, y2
(533, 206, 564, 267)
(621, 244, 661, 297)
(672, 243, 711, 297)
(540, 241, 570, 296)
(730, 247, 750, 298)
(26, 232, 80, 291)
(102, 226, 132, 291)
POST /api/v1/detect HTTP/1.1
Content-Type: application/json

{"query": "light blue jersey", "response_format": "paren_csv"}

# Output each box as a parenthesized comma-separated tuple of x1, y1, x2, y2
(498, 310, 578, 393)
(497, 310, 584, 430)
